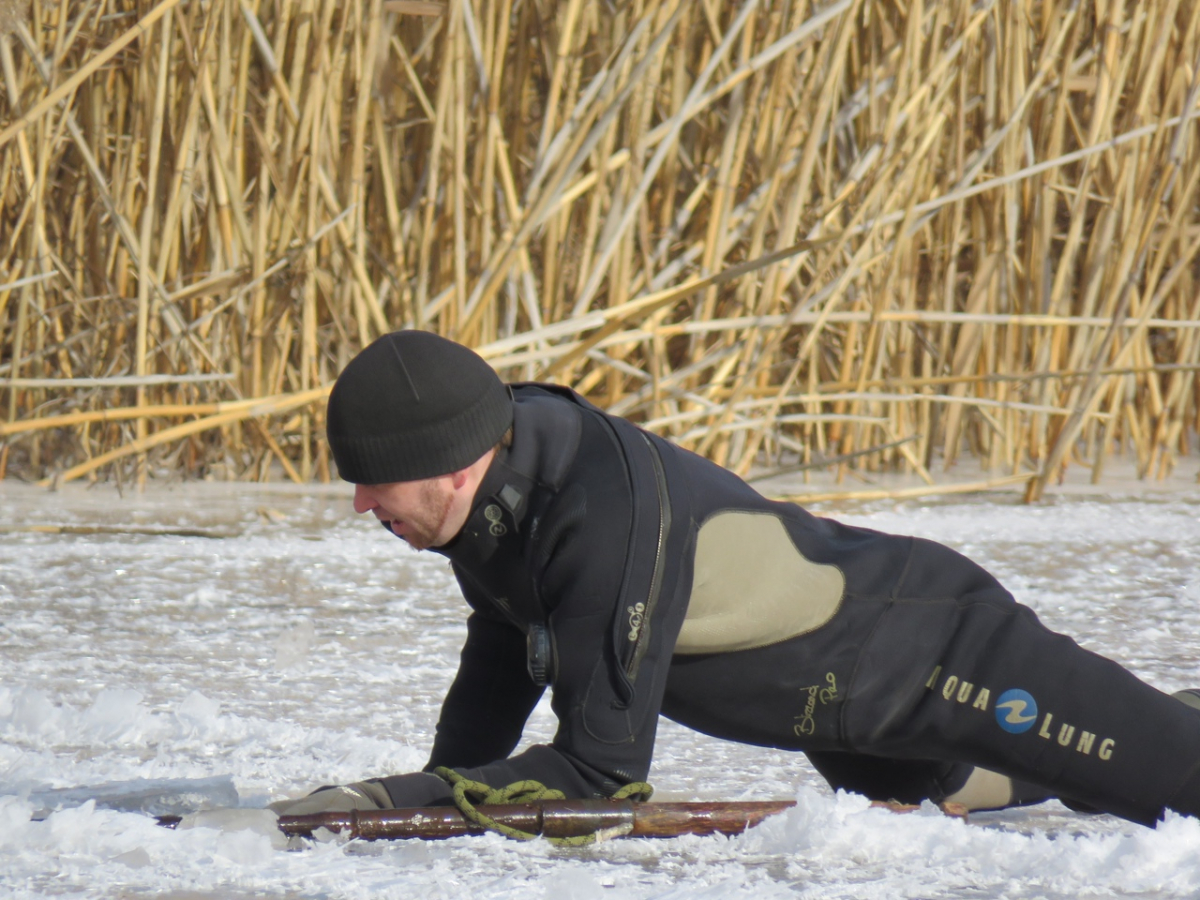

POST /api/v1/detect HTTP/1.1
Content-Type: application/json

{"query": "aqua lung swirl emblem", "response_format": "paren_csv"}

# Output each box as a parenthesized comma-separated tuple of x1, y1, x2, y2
(994, 689, 1038, 734)
(484, 504, 507, 537)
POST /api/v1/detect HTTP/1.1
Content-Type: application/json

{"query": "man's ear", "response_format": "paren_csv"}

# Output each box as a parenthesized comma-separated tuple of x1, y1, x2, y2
(450, 468, 470, 490)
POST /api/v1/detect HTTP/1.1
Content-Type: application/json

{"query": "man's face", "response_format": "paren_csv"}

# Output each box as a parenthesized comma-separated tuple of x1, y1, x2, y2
(353, 478, 456, 550)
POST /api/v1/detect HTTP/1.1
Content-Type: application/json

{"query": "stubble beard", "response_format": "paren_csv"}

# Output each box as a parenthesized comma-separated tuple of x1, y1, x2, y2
(400, 480, 454, 551)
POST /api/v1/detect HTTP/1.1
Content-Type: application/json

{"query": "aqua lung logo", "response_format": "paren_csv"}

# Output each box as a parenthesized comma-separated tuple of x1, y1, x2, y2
(994, 689, 1038, 733)
(925, 666, 1116, 761)
(484, 504, 507, 537)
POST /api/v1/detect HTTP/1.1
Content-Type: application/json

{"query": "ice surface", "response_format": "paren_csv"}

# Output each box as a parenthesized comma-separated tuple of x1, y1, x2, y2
(27, 774, 238, 818)
(2, 480, 1200, 898)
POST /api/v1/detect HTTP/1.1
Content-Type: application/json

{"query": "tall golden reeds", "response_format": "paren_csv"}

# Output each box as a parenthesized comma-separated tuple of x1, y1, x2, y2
(1, 0, 1199, 499)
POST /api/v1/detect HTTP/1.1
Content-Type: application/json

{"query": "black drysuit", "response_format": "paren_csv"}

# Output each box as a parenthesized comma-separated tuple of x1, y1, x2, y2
(376, 384, 1200, 825)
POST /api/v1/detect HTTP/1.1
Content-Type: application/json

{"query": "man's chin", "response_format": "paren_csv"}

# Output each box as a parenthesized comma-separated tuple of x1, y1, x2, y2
(380, 520, 424, 548)
(398, 531, 434, 551)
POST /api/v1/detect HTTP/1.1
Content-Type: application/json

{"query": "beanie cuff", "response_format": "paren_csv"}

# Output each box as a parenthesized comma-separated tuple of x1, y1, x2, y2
(329, 378, 512, 483)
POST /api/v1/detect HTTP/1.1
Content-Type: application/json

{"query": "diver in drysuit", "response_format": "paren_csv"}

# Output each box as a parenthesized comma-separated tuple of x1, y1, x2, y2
(277, 331, 1200, 827)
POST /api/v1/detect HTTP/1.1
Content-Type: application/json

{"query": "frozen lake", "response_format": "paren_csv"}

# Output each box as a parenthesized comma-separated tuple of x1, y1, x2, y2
(3, 479, 1200, 899)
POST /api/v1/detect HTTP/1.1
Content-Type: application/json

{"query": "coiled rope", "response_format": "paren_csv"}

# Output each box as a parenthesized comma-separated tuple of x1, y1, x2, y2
(432, 766, 653, 846)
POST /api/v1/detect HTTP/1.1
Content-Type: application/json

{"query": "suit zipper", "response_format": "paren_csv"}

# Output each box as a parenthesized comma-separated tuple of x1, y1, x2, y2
(625, 433, 671, 682)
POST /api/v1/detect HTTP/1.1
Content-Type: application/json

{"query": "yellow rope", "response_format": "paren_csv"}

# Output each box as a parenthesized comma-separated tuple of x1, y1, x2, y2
(432, 767, 653, 846)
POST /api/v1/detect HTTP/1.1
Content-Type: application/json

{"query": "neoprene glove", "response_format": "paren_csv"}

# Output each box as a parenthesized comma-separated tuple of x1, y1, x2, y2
(269, 779, 393, 815)
(270, 772, 453, 815)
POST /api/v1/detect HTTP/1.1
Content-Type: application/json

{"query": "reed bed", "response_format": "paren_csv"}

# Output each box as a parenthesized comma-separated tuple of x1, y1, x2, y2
(1, 0, 1199, 499)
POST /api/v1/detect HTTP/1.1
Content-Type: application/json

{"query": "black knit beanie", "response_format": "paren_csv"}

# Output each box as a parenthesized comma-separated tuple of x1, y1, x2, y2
(326, 331, 513, 483)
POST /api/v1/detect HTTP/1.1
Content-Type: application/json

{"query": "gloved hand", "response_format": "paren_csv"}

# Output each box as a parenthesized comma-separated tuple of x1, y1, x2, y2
(271, 772, 455, 815)
(269, 779, 394, 816)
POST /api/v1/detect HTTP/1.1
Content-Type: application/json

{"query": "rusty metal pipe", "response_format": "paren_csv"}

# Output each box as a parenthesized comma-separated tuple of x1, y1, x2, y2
(277, 799, 798, 841)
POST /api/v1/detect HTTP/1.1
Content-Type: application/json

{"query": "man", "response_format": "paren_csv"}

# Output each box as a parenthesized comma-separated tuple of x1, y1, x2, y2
(277, 330, 1200, 826)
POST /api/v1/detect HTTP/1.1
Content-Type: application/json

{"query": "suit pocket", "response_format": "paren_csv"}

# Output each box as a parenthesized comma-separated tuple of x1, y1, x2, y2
(580, 656, 638, 744)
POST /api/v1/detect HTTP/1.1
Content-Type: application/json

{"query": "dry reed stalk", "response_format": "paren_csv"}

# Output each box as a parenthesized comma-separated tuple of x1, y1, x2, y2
(2, 0, 1200, 492)
(0, 399, 258, 436)
(779, 473, 1038, 505)
(383, 1, 443, 15)
(37, 386, 330, 486)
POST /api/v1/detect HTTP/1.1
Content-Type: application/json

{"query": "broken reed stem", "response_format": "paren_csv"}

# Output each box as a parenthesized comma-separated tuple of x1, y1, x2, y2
(36, 387, 330, 487)
(2, 0, 1200, 493)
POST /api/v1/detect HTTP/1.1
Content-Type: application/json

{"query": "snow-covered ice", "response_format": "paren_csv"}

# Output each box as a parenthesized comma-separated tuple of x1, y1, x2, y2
(3, 480, 1200, 899)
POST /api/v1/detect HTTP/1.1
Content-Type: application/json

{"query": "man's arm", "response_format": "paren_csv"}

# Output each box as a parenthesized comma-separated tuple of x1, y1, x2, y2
(339, 609, 545, 810)
(275, 600, 547, 814)
(394, 549, 687, 800)
(425, 610, 545, 770)
(279, 410, 685, 811)
(414, 420, 690, 799)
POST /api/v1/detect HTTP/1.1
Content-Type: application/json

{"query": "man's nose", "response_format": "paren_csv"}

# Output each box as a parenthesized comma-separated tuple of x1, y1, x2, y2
(353, 484, 377, 514)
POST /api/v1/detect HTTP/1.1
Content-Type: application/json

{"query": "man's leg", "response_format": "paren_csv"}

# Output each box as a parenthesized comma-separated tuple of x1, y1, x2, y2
(804, 750, 1052, 811)
(846, 588, 1200, 825)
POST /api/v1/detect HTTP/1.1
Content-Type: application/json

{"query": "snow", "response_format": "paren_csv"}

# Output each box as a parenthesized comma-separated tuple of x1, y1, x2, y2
(3, 480, 1200, 898)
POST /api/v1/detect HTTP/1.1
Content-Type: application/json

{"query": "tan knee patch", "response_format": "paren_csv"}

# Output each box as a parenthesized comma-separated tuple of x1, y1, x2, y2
(944, 767, 1014, 811)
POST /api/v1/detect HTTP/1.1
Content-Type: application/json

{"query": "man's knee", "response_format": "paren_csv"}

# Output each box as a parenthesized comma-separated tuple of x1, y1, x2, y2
(805, 752, 1055, 812)
(943, 767, 1054, 812)
(805, 751, 968, 806)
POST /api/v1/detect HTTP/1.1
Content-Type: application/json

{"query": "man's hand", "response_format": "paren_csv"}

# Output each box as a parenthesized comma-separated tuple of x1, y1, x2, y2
(269, 779, 394, 816)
